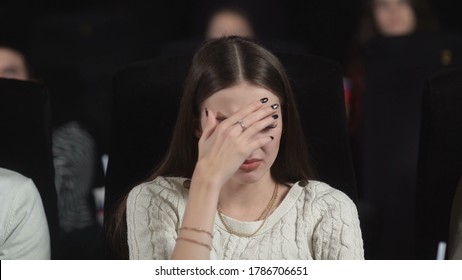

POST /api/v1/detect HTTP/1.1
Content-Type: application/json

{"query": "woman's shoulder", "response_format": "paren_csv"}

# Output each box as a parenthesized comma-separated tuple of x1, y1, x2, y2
(127, 176, 189, 204)
(0, 168, 38, 198)
(0, 167, 32, 185)
(295, 179, 356, 208)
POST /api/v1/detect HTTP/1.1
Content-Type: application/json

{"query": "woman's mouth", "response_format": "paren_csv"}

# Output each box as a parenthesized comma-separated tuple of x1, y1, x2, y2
(239, 159, 262, 172)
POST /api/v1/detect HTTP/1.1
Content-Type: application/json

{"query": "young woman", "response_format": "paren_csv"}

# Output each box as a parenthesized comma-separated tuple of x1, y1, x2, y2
(120, 36, 363, 260)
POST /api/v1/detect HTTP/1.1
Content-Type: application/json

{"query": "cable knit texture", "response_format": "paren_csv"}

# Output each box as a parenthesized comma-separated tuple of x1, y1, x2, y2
(127, 176, 364, 260)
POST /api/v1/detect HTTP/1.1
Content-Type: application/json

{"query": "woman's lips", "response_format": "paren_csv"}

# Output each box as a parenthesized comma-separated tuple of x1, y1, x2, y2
(239, 159, 262, 172)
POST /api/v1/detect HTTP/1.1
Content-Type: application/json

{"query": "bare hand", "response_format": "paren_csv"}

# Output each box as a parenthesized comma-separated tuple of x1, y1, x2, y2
(195, 100, 278, 188)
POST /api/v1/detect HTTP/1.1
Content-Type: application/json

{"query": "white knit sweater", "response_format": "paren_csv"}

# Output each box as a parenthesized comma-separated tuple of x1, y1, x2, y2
(127, 176, 364, 260)
(0, 168, 50, 259)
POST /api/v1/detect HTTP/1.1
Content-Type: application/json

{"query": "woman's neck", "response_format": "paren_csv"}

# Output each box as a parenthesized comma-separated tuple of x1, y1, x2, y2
(217, 175, 278, 221)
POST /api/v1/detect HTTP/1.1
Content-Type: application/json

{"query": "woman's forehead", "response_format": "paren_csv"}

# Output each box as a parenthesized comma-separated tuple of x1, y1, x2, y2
(203, 82, 280, 111)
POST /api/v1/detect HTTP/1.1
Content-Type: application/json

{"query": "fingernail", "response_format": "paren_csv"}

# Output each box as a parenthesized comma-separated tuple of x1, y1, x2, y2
(272, 114, 279, 119)
(270, 136, 274, 140)
(271, 104, 279, 109)
(260, 97, 268, 103)
(205, 107, 208, 117)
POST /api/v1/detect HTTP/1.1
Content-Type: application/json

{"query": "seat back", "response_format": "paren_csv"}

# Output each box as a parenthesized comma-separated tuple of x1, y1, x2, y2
(416, 67, 462, 259)
(0, 78, 59, 258)
(360, 34, 462, 259)
(448, 176, 462, 259)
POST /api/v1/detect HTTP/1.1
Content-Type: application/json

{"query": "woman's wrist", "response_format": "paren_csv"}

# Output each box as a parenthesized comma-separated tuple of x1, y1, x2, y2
(191, 160, 225, 194)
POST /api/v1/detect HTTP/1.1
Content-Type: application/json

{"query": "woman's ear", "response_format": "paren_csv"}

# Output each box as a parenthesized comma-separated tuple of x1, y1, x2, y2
(195, 127, 203, 139)
(194, 119, 203, 139)
(195, 107, 208, 138)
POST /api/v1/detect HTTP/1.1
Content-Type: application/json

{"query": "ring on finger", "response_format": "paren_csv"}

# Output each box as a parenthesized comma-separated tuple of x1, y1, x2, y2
(237, 120, 246, 131)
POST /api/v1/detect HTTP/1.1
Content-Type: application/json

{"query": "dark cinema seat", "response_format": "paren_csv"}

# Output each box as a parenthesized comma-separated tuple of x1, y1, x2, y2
(0, 78, 59, 258)
(360, 33, 462, 259)
(416, 67, 462, 259)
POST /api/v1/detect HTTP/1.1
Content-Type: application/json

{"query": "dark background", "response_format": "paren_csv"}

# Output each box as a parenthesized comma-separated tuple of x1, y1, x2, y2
(1, 0, 460, 158)
(1, 0, 461, 67)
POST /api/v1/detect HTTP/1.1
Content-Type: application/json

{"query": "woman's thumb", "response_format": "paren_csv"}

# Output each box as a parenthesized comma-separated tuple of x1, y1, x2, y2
(202, 107, 217, 138)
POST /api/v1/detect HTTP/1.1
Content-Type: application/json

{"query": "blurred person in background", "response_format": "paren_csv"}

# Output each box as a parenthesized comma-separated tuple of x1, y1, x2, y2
(159, 0, 303, 58)
(0, 45, 29, 80)
(345, 0, 461, 259)
(158, 1, 256, 57)
(346, 0, 438, 196)
(206, 7, 254, 38)
(368, 0, 417, 37)
(346, 0, 436, 122)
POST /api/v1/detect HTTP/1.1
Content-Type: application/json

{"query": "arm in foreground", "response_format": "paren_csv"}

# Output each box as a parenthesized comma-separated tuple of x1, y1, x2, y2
(0, 176, 50, 260)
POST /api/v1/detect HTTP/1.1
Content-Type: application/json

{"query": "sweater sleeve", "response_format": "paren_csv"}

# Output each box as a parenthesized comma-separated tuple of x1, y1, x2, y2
(0, 177, 51, 259)
(126, 177, 183, 260)
(311, 184, 364, 260)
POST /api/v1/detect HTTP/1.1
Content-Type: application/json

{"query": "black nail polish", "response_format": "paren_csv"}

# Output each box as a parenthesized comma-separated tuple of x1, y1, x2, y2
(260, 98, 269, 103)
(272, 114, 279, 119)
(205, 107, 208, 117)
(270, 136, 274, 140)
(271, 104, 279, 109)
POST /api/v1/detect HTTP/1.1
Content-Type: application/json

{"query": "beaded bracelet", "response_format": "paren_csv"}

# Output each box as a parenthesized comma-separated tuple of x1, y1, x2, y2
(176, 237, 212, 251)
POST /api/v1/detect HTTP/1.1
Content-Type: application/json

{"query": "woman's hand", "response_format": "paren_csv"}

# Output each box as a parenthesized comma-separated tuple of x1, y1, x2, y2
(194, 99, 278, 188)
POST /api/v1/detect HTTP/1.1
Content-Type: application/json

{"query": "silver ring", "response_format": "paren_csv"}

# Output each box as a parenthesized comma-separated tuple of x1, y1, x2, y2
(237, 120, 246, 131)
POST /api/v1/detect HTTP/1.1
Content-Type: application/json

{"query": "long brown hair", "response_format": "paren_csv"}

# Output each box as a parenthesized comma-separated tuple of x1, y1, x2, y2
(109, 36, 316, 258)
